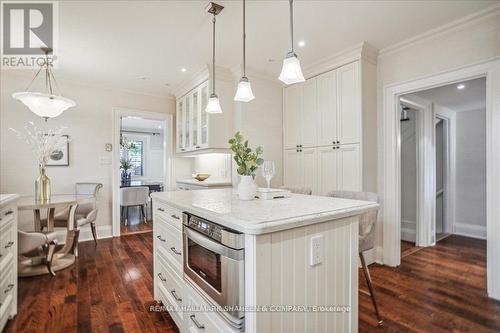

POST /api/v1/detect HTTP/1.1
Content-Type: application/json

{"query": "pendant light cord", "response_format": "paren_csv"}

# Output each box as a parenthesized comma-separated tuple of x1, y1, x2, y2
(289, 0, 294, 54)
(242, 0, 246, 77)
(212, 14, 216, 95)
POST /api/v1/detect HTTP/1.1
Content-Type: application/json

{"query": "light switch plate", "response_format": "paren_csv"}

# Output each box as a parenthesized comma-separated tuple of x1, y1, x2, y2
(100, 156, 111, 165)
(310, 234, 324, 266)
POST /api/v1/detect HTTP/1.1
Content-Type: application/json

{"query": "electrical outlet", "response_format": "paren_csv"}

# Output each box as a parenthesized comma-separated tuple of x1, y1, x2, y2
(310, 234, 323, 266)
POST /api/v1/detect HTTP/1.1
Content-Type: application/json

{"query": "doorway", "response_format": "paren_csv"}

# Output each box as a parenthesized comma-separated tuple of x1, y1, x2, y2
(112, 108, 173, 237)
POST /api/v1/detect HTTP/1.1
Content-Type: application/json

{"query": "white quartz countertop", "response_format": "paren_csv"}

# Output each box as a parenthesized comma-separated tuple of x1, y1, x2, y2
(0, 194, 20, 207)
(151, 189, 379, 235)
(176, 179, 232, 187)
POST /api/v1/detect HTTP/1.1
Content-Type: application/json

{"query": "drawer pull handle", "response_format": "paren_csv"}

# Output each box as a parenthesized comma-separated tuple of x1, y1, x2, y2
(190, 315, 205, 329)
(156, 235, 166, 242)
(5, 241, 14, 249)
(157, 207, 165, 212)
(170, 247, 181, 256)
(170, 214, 180, 220)
(170, 290, 182, 302)
(4, 210, 13, 216)
(157, 273, 166, 282)
(4, 284, 14, 293)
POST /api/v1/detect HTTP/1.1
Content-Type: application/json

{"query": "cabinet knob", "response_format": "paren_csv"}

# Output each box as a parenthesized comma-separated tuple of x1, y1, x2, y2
(195, 146, 200, 149)
(337, 141, 340, 144)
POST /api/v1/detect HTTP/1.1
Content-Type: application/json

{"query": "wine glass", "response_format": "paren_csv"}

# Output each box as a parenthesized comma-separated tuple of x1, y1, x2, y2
(261, 161, 275, 190)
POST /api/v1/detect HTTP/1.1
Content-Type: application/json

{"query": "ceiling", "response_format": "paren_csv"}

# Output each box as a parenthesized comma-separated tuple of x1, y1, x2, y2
(415, 77, 486, 112)
(122, 117, 164, 131)
(6, 1, 497, 96)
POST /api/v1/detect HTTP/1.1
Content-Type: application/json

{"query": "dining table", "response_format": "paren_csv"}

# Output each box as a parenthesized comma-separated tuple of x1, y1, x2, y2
(17, 194, 94, 276)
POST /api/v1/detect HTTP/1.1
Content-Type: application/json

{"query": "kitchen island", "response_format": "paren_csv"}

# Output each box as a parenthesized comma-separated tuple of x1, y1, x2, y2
(151, 189, 378, 333)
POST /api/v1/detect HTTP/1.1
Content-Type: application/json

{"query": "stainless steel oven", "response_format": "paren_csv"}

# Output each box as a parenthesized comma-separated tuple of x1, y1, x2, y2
(183, 212, 245, 329)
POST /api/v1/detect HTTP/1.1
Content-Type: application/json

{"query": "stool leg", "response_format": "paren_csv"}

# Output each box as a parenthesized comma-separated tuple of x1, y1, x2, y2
(360, 252, 383, 325)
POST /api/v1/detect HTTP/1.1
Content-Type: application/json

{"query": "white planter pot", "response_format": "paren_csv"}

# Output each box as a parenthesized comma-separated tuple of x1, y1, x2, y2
(238, 175, 257, 201)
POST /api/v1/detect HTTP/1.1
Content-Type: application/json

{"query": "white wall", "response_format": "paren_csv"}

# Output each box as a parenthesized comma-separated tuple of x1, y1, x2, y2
(455, 108, 487, 236)
(400, 109, 417, 242)
(376, 9, 500, 254)
(193, 153, 231, 181)
(0, 71, 174, 233)
(232, 72, 283, 188)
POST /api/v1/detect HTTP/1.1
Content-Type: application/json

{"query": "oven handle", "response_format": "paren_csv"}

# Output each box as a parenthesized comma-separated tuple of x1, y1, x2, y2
(184, 227, 244, 261)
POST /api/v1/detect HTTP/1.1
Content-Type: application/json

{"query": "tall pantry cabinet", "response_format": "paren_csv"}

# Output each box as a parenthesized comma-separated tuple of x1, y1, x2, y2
(283, 45, 377, 195)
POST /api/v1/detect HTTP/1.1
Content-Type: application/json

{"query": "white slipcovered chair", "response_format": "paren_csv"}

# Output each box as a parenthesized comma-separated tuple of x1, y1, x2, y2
(120, 186, 149, 225)
(325, 190, 382, 325)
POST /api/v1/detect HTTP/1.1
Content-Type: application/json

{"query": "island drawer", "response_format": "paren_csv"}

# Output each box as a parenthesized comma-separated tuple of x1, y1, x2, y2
(156, 259, 184, 331)
(157, 254, 184, 307)
(184, 282, 239, 333)
(155, 202, 182, 231)
(155, 221, 183, 276)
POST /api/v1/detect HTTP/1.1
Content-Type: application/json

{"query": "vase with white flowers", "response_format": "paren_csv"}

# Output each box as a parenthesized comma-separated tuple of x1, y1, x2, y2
(10, 122, 68, 201)
(229, 132, 264, 200)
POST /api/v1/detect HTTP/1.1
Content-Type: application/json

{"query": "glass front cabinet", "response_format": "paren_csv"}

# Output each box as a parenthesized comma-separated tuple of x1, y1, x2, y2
(176, 81, 209, 153)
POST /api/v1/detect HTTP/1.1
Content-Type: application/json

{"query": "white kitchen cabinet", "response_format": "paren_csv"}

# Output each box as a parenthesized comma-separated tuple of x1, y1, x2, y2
(283, 83, 302, 150)
(284, 148, 317, 194)
(301, 79, 318, 148)
(337, 62, 361, 145)
(175, 67, 233, 154)
(316, 71, 338, 146)
(316, 146, 338, 196)
(337, 144, 361, 191)
(283, 55, 373, 194)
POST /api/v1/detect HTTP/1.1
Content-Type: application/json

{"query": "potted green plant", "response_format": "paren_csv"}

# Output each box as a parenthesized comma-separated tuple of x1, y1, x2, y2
(120, 158, 132, 183)
(229, 131, 264, 200)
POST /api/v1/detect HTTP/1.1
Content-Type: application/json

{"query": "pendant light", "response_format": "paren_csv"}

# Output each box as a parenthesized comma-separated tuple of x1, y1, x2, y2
(12, 47, 76, 120)
(205, 2, 224, 114)
(234, 0, 255, 102)
(278, 0, 305, 85)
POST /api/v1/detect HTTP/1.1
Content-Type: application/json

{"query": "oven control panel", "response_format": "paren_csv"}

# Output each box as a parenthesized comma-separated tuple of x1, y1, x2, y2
(185, 215, 223, 243)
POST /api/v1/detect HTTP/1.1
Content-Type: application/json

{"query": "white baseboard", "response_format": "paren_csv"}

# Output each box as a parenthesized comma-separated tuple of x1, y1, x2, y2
(54, 225, 114, 244)
(361, 246, 384, 266)
(454, 222, 486, 240)
(401, 229, 416, 243)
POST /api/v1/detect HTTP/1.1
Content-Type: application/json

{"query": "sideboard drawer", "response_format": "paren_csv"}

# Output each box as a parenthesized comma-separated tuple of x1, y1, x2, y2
(0, 206, 15, 229)
(0, 267, 15, 320)
(0, 221, 15, 265)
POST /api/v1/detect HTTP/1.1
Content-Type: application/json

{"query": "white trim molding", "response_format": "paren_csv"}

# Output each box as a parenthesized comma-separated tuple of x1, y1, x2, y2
(54, 225, 113, 244)
(381, 58, 500, 301)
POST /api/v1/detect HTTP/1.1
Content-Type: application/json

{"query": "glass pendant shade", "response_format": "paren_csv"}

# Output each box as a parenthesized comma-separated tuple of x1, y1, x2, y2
(279, 54, 305, 85)
(234, 77, 255, 102)
(12, 92, 76, 119)
(206, 94, 222, 114)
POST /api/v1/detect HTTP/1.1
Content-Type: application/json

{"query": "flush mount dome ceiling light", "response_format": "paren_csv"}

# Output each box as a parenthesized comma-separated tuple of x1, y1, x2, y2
(12, 48, 76, 120)
(234, 0, 255, 102)
(279, 0, 305, 85)
(205, 2, 224, 114)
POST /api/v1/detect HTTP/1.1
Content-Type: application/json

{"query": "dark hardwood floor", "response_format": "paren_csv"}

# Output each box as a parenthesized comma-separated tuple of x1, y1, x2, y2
(6, 234, 499, 333)
(120, 206, 153, 235)
(5, 232, 178, 333)
(360, 235, 500, 333)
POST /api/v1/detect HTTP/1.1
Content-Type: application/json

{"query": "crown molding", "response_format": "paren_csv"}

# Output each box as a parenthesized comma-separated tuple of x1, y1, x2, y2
(303, 41, 379, 79)
(379, 3, 500, 56)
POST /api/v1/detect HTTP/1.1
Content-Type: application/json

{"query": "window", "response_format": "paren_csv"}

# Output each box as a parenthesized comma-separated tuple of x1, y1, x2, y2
(120, 139, 144, 176)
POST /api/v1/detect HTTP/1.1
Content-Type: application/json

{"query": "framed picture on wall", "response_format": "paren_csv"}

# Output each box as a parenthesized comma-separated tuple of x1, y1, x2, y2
(47, 135, 70, 166)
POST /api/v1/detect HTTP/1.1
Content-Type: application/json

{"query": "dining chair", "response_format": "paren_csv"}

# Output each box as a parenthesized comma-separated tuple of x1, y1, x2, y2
(325, 190, 383, 325)
(41, 183, 103, 243)
(120, 186, 149, 226)
(18, 230, 58, 276)
(280, 186, 313, 195)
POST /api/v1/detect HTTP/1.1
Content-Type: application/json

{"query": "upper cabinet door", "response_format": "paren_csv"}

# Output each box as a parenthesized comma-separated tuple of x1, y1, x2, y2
(317, 146, 338, 196)
(176, 97, 185, 152)
(284, 84, 302, 149)
(337, 144, 361, 191)
(200, 81, 209, 148)
(316, 71, 337, 146)
(192, 88, 200, 149)
(284, 149, 302, 187)
(337, 62, 361, 145)
(185, 94, 191, 149)
(301, 79, 318, 148)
